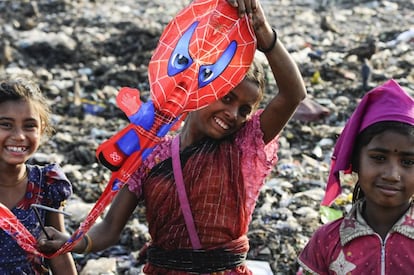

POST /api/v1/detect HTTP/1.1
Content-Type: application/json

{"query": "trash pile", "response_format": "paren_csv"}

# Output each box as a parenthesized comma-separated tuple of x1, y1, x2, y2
(0, 0, 413, 274)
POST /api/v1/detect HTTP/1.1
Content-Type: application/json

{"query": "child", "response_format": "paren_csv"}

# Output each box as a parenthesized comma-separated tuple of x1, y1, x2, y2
(298, 79, 414, 274)
(0, 76, 77, 274)
(38, 0, 306, 273)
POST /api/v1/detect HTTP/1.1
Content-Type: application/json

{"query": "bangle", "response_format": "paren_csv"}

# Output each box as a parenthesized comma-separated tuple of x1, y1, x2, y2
(82, 234, 93, 254)
(258, 28, 277, 53)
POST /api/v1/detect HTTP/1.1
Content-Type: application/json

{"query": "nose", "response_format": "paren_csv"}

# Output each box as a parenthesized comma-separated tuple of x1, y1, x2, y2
(224, 104, 238, 121)
(164, 81, 189, 116)
(382, 163, 401, 182)
(12, 127, 25, 140)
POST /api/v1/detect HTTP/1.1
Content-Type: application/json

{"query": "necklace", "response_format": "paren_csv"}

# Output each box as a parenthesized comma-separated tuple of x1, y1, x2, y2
(0, 168, 28, 188)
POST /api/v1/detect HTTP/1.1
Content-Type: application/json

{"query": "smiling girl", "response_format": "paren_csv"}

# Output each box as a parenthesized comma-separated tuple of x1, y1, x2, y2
(0, 76, 76, 274)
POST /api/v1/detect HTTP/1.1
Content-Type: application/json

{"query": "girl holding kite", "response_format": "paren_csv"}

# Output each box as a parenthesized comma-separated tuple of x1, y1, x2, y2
(0, 76, 76, 274)
(298, 80, 414, 274)
(38, 0, 306, 273)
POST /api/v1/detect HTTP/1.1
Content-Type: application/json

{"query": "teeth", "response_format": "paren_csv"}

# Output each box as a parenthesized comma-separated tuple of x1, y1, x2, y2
(7, 146, 27, 153)
(214, 117, 229, 130)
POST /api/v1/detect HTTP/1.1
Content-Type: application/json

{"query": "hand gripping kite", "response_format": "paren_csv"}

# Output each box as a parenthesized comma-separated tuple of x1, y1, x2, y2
(0, 0, 256, 257)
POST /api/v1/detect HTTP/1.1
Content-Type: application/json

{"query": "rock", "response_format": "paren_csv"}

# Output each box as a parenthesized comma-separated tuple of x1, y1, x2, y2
(80, 258, 117, 275)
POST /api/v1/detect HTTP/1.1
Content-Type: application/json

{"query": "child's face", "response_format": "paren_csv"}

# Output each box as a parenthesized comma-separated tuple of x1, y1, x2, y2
(187, 78, 260, 140)
(0, 100, 42, 166)
(358, 130, 414, 209)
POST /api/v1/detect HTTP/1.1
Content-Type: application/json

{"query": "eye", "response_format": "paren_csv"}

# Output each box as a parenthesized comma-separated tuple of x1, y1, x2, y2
(239, 106, 252, 118)
(24, 123, 38, 130)
(221, 95, 232, 104)
(199, 68, 213, 83)
(401, 158, 414, 167)
(167, 21, 196, 76)
(172, 54, 190, 70)
(0, 122, 12, 129)
(198, 41, 237, 88)
(370, 154, 385, 162)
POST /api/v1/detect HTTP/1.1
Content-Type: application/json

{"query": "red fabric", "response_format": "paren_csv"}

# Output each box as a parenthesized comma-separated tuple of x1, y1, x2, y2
(144, 138, 248, 248)
(142, 138, 250, 274)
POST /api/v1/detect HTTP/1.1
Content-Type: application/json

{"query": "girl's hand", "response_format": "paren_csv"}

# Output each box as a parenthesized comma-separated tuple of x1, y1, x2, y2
(227, 0, 274, 52)
(37, 226, 69, 254)
(227, 0, 257, 18)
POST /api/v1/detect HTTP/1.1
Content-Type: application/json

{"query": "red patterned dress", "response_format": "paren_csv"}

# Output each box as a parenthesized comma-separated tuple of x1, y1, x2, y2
(127, 111, 279, 274)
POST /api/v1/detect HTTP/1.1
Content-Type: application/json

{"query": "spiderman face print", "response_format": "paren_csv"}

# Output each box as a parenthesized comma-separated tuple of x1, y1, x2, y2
(148, 0, 256, 118)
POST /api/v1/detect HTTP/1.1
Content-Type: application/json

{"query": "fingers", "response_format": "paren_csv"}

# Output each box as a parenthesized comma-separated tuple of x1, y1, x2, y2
(249, 0, 258, 13)
(37, 239, 61, 253)
(37, 226, 68, 253)
(227, 0, 239, 7)
(227, 0, 257, 18)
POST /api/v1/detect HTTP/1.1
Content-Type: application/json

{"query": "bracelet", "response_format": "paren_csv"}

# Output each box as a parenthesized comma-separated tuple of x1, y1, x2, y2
(258, 28, 277, 53)
(82, 234, 93, 254)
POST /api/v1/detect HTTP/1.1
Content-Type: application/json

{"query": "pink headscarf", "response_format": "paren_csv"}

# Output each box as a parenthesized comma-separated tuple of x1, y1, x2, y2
(322, 79, 414, 206)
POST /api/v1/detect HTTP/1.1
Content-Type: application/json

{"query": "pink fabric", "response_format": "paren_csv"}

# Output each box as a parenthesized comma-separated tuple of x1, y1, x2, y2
(322, 79, 414, 206)
(171, 135, 202, 249)
(298, 201, 414, 274)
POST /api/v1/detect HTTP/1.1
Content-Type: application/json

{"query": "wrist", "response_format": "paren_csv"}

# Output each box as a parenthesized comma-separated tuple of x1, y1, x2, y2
(80, 234, 93, 254)
(257, 28, 278, 53)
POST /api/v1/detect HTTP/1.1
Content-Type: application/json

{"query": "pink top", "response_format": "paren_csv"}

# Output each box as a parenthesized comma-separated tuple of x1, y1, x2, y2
(299, 201, 414, 274)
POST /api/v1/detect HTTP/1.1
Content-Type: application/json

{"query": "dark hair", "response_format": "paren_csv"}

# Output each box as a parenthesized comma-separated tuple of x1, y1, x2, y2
(244, 58, 265, 110)
(0, 76, 53, 136)
(351, 121, 414, 203)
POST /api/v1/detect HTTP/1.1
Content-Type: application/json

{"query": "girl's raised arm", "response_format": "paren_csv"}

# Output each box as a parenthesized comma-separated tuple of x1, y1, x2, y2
(228, 0, 307, 143)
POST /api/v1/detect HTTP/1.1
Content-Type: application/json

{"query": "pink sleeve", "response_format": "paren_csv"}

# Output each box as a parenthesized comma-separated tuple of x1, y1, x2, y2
(235, 110, 279, 214)
(127, 136, 173, 198)
(298, 219, 342, 274)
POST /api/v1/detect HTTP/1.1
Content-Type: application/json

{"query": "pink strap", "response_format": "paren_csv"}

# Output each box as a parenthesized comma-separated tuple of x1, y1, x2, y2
(171, 135, 202, 249)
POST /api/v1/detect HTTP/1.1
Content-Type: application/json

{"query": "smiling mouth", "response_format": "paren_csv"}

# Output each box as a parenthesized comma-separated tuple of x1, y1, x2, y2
(6, 146, 28, 153)
(214, 116, 229, 130)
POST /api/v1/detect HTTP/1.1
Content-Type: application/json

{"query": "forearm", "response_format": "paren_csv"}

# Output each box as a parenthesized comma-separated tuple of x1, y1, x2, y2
(49, 253, 77, 275)
(256, 24, 306, 142)
(258, 24, 306, 105)
(74, 186, 139, 254)
(73, 220, 123, 254)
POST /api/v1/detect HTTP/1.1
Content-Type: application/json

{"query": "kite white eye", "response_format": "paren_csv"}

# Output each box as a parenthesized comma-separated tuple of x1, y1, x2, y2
(167, 22, 197, 76)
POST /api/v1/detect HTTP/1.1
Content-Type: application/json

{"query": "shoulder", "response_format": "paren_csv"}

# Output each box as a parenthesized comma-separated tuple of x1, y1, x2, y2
(27, 163, 70, 183)
(298, 218, 344, 273)
(127, 135, 173, 196)
(27, 163, 72, 206)
(235, 109, 279, 162)
(311, 218, 343, 242)
(300, 218, 343, 257)
(236, 110, 263, 139)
